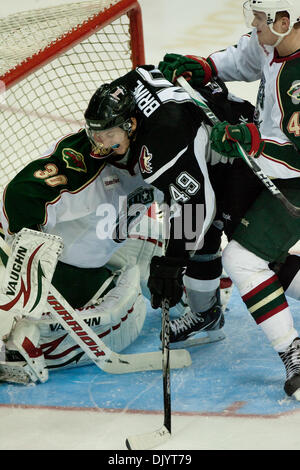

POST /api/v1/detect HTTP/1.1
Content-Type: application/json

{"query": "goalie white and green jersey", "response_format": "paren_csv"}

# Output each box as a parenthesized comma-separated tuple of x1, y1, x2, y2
(0, 130, 163, 268)
(209, 29, 300, 179)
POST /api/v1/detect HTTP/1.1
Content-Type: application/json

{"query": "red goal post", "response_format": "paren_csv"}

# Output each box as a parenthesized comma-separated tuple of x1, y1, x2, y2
(0, 0, 145, 189)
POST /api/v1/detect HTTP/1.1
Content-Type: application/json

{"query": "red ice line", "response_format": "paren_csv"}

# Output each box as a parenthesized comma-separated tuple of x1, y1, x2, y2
(0, 401, 299, 419)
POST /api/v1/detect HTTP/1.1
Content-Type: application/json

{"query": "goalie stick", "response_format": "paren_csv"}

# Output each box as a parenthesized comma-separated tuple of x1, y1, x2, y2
(0, 234, 191, 377)
(125, 299, 171, 450)
(177, 76, 300, 219)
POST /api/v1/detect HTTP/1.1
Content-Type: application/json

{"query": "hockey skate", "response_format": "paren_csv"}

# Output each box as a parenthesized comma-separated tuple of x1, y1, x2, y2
(0, 349, 32, 385)
(279, 337, 300, 400)
(166, 301, 225, 349)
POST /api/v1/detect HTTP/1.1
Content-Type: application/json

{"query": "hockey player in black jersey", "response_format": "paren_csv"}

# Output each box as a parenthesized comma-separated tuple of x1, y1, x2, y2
(86, 64, 300, 351)
(84, 63, 300, 400)
(84, 65, 258, 346)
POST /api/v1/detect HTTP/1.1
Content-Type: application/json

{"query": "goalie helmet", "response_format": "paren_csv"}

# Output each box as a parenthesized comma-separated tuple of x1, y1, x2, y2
(243, 0, 300, 36)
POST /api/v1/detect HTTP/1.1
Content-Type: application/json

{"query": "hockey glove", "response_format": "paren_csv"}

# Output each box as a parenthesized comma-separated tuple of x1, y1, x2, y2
(210, 121, 265, 159)
(158, 53, 183, 82)
(158, 53, 217, 87)
(148, 256, 186, 309)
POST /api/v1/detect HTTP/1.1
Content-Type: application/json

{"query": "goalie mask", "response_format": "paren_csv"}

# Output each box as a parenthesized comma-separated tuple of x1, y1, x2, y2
(244, 0, 300, 38)
(84, 84, 136, 159)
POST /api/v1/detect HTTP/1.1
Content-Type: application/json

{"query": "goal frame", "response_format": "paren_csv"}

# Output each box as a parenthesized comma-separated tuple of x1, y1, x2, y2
(1, 0, 145, 90)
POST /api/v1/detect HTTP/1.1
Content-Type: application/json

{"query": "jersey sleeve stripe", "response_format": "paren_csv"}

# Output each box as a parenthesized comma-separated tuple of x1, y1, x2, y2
(143, 146, 188, 184)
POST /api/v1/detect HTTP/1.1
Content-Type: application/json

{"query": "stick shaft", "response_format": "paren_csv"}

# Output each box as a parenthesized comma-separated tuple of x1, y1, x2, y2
(161, 298, 171, 433)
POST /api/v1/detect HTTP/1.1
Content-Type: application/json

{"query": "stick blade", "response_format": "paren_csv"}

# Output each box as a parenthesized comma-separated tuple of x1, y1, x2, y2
(100, 349, 191, 374)
(125, 425, 171, 450)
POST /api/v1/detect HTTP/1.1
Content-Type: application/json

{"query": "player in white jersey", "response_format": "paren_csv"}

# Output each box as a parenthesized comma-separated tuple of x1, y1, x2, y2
(158, 0, 300, 400)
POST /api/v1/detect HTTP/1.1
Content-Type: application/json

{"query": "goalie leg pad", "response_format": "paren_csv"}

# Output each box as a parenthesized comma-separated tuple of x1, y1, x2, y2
(8, 318, 48, 382)
(0, 262, 16, 342)
(103, 266, 146, 353)
(0, 228, 63, 320)
(35, 266, 146, 370)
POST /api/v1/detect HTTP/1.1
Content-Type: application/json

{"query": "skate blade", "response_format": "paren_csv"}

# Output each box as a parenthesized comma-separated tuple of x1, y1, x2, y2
(169, 329, 225, 350)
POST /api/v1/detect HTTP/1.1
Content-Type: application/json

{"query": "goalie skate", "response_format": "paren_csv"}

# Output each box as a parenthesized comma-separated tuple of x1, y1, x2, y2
(0, 346, 44, 384)
(0, 358, 35, 384)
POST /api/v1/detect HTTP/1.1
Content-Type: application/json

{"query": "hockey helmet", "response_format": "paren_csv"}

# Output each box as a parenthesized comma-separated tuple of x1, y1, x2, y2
(85, 83, 136, 132)
(244, 0, 300, 36)
(84, 83, 136, 158)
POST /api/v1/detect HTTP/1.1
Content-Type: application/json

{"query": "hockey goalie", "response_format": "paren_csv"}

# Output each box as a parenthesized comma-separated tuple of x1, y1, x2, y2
(0, 210, 165, 384)
(0, 213, 231, 384)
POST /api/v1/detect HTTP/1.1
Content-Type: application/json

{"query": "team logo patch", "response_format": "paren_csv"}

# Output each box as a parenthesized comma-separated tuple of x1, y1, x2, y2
(110, 86, 125, 102)
(62, 148, 87, 172)
(139, 145, 153, 174)
(287, 82, 300, 102)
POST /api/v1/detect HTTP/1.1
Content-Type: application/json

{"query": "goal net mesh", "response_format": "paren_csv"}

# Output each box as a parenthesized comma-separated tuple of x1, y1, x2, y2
(0, 0, 143, 190)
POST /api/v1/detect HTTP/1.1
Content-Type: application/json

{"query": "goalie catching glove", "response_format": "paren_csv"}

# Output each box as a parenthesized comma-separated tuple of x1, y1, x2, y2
(158, 53, 217, 88)
(210, 121, 265, 159)
(148, 256, 186, 309)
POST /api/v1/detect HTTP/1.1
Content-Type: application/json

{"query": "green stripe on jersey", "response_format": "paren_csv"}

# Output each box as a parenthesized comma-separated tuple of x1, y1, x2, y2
(243, 276, 287, 323)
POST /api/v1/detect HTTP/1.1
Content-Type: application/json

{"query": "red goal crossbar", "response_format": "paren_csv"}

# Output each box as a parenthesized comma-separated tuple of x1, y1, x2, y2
(1, 0, 145, 89)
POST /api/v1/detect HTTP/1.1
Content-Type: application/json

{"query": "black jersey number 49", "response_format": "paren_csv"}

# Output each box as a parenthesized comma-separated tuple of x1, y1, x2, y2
(169, 172, 200, 203)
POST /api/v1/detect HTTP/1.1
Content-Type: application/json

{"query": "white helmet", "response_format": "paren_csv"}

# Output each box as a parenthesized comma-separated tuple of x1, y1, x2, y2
(244, 0, 300, 39)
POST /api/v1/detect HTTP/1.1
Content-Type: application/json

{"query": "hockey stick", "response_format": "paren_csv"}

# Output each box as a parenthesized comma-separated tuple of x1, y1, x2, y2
(161, 298, 171, 434)
(0, 236, 191, 376)
(177, 76, 300, 218)
(125, 299, 171, 450)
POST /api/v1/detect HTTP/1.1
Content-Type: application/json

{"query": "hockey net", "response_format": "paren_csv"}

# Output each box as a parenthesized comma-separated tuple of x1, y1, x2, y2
(0, 0, 144, 190)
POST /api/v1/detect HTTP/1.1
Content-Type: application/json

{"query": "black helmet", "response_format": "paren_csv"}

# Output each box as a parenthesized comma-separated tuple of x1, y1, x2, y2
(84, 83, 136, 132)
